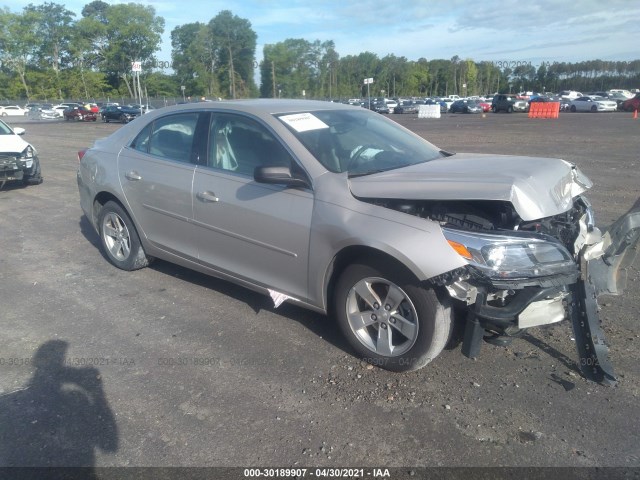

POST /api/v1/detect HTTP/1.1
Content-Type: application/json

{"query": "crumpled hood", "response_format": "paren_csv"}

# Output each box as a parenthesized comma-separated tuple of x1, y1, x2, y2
(0, 135, 30, 155)
(348, 153, 593, 221)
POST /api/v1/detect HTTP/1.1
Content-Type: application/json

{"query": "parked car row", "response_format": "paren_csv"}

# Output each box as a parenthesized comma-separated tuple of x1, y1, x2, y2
(1, 101, 155, 123)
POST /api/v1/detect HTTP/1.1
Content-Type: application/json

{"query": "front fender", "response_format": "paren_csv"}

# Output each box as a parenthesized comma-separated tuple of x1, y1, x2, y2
(308, 196, 467, 310)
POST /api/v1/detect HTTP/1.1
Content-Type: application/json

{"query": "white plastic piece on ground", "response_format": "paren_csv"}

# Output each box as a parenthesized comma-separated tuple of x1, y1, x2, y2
(418, 105, 441, 119)
(268, 289, 297, 308)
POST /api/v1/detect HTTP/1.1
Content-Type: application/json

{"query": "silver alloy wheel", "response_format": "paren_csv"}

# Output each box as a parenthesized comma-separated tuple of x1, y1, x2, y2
(345, 277, 419, 357)
(101, 212, 132, 261)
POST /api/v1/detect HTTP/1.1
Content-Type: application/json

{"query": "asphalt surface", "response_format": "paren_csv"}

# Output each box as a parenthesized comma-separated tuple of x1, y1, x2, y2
(0, 111, 638, 471)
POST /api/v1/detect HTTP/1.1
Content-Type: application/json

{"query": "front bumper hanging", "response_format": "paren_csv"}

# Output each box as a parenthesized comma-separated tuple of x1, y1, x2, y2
(462, 198, 640, 386)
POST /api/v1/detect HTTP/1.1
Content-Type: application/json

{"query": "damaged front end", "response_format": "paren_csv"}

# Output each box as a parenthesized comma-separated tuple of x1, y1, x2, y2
(0, 148, 42, 189)
(0, 153, 26, 187)
(371, 195, 640, 386)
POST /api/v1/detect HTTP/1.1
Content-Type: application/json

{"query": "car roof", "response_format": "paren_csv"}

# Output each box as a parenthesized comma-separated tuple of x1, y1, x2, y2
(152, 99, 356, 117)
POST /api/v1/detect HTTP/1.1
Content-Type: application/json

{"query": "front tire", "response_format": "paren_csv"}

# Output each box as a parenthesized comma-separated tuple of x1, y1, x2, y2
(98, 201, 152, 271)
(334, 262, 452, 372)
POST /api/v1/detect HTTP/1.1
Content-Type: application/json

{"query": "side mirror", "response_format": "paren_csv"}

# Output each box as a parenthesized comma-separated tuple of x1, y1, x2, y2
(254, 166, 309, 188)
(13, 127, 26, 136)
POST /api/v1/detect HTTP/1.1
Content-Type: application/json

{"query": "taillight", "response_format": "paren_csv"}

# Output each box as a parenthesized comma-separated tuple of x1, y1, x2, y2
(77, 148, 88, 162)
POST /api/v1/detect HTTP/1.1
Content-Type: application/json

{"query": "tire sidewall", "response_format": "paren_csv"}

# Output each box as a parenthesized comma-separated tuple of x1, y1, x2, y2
(334, 262, 451, 372)
(98, 201, 148, 271)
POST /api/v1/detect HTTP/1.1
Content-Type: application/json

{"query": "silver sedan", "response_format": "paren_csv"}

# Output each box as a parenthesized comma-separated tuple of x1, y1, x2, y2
(77, 99, 639, 382)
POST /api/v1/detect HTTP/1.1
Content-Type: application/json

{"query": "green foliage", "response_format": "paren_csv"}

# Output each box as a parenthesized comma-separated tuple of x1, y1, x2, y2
(0, 3, 638, 102)
(208, 10, 257, 98)
(170, 11, 258, 99)
(142, 72, 180, 98)
(24, 2, 76, 72)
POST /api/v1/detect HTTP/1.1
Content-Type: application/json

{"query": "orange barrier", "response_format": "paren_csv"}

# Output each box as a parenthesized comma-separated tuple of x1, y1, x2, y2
(528, 101, 560, 119)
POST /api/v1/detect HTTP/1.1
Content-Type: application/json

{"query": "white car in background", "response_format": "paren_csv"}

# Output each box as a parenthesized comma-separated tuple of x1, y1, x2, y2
(0, 119, 42, 187)
(559, 90, 583, 100)
(609, 89, 634, 99)
(0, 105, 28, 117)
(441, 98, 455, 111)
(52, 106, 66, 117)
(385, 99, 398, 113)
(569, 96, 617, 112)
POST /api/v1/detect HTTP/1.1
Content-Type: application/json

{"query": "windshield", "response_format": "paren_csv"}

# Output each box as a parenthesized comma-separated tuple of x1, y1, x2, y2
(277, 109, 444, 176)
(0, 120, 14, 135)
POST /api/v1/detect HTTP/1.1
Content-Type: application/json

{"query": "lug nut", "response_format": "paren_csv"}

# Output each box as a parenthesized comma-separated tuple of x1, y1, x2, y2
(373, 302, 380, 309)
(385, 304, 391, 311)
(389, 317, 396, 324)
(371, 314, 377, 321)
(380, 323, 387, 329)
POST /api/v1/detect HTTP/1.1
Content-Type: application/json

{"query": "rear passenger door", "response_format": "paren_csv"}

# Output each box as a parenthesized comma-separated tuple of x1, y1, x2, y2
(192, 112, 314, 301)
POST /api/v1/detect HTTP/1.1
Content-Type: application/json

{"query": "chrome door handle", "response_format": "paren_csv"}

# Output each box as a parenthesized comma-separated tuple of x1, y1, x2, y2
(125, 171, 142, 181)
(196, 191, 219, 203)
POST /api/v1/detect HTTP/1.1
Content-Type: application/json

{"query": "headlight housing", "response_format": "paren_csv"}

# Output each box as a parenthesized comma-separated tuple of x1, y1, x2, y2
(20, 145, 35, 159)
(20, 145, 35, 168)
(442, 228, 577, 280)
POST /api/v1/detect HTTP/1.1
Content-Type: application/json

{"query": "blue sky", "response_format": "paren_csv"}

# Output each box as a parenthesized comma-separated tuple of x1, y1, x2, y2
(8, 0, 640, 71)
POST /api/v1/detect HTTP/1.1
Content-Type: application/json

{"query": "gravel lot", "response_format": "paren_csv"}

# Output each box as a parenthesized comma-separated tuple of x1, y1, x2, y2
(0, 111, 638, 471)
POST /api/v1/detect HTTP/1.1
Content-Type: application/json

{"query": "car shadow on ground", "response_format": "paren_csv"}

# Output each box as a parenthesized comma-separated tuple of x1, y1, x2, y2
(522, 332, 581, 373)
(149, 259, 350, 354)
(0, 340, 118, 471)
(0, 181, 31, 192)
(77, 215, 585, 375)
(79, 214, 103, 250)
(77, 215, 350, 356)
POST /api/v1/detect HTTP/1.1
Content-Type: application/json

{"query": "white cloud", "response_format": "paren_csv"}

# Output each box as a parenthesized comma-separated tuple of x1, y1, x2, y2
(5, 0, 638, 68)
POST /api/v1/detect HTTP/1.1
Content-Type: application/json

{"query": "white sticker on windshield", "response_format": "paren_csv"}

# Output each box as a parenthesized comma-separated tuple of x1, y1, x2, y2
(279, 113, 329, 132)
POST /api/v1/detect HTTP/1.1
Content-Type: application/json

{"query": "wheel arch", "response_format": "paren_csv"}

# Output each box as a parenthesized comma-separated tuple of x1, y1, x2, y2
(324, 245, 421, 315)
(92, 192, 130, 229)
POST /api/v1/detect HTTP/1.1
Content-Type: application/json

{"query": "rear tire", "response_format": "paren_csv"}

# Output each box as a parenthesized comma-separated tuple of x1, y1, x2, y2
(334, 261, 452, 372)
(98, 201, 152, 271)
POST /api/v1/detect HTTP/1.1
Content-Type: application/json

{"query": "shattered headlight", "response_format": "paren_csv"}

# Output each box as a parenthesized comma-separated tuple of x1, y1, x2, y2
(20, 145, 35, 168)
(442, 228, 577, 280)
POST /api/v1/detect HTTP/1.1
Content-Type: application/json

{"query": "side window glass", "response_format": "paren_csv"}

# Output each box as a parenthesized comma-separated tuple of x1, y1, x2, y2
(208, 114, 294, 176)
(148, 113, 199, 163)
(130, 123, 152, 153)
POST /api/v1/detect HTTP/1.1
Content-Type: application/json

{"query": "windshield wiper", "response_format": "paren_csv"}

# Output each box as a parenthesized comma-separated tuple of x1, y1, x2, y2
(348, 169, 389, 178)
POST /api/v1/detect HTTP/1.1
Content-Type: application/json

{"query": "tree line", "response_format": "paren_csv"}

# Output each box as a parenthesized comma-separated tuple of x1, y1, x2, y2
(1, 1, 638, 102)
